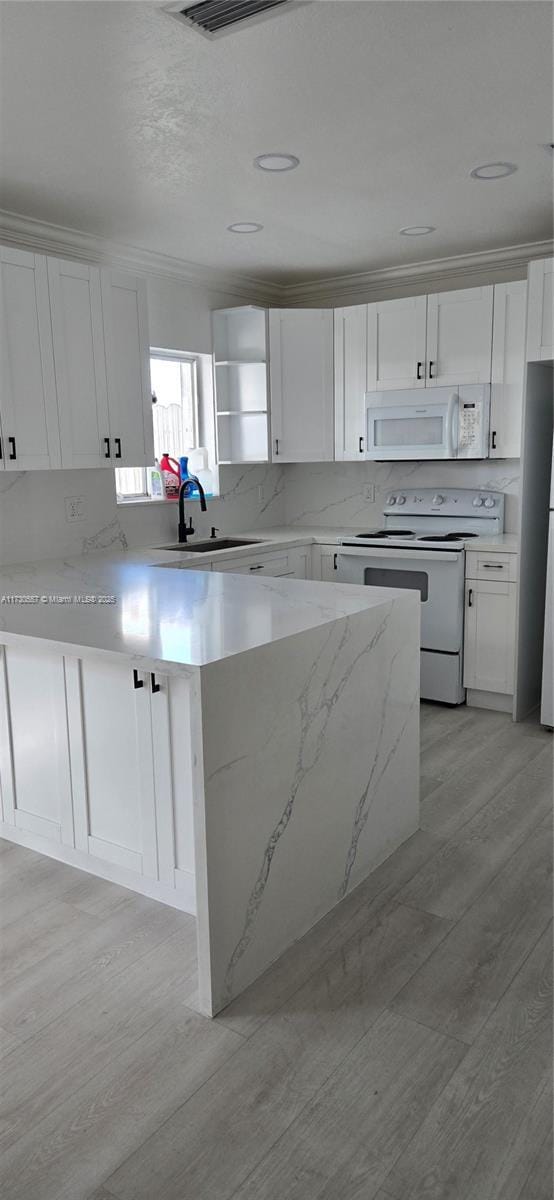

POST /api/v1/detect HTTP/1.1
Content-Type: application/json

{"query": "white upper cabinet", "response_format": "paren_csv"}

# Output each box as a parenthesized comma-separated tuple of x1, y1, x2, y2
(363, 286, 494, 396)
(426, 286, 494, 386)
(0, 249, 154, 471)
(334, 305, 368, 460)
(48, 258, 111, 469)
(269, 308, 334, 462)
(101, 270, 154, 467)
(0, 247, 61, 470)
(367, 296, 427, 391)
(490, 280, 527, 459)
(526, 257, 553, 362)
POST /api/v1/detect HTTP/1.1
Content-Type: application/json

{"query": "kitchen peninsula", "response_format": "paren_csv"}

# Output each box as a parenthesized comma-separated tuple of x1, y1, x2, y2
(0, 550, 420, 1015)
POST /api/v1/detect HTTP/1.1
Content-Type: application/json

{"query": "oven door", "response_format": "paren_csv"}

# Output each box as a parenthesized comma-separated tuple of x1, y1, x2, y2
(337, 545, 465, 652)
(365, 389, 457, 460)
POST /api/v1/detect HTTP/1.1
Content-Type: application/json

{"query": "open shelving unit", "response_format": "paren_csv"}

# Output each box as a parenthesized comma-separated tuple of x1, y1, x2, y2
(212, 307, 269, 464)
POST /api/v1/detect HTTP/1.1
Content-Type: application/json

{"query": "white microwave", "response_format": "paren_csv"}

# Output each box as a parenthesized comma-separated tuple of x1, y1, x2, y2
(365, 384, 490, 460)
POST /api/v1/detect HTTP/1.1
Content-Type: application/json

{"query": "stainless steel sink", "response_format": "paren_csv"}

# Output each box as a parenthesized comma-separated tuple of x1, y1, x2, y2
(156, 537, 263, 554)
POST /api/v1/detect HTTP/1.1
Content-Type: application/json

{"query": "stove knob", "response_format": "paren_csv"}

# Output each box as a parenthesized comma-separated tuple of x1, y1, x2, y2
(483, 496, 495, 508)
(473, 496, 485, 508)
(396, 495, 406, 505)
(386, 495, 397, 506)
(432, 494, 445, 506)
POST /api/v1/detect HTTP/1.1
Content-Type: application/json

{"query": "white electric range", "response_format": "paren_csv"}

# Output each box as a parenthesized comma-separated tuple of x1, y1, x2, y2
(337, 487, 505, 705)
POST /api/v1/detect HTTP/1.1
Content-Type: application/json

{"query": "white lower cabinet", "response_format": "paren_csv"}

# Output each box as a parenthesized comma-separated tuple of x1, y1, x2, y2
(463, 575, 517, 697)
(66, 658, 193, 899)
(312, 544, 339, 581)
(0, 646, 195, 911)
(66, 658, 160, 877)
(212, 546, 310, 579)
(0, 644, 73, 840)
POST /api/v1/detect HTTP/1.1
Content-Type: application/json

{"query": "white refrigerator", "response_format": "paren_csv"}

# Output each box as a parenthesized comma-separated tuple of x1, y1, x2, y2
(541, 441, 554, 726)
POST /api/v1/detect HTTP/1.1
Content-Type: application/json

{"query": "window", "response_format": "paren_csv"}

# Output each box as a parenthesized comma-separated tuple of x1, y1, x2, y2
(115, 352, 199, 500)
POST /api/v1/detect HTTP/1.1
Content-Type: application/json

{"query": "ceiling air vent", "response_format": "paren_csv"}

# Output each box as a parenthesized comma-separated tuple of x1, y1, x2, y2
(165, 0, 295, 39)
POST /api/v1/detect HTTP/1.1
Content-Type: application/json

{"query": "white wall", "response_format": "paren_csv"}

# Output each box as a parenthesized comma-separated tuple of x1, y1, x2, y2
(283, 459, 521, 533)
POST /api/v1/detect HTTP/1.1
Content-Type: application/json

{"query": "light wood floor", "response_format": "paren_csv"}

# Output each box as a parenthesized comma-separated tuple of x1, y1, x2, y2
(1, 704, 552, 1200)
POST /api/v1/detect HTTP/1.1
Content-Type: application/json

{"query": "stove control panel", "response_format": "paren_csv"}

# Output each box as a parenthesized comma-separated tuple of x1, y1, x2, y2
(382, 487, 504, 525)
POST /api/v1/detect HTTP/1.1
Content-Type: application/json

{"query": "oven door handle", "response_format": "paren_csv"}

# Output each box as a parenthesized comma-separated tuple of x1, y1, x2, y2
(338, 547, 461, 564)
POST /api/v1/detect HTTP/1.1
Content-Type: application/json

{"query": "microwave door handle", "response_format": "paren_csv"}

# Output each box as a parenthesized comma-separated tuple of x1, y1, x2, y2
(446, 393, 458, 458)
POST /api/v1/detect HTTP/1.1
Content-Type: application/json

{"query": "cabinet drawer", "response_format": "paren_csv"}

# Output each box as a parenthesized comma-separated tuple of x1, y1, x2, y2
(466, 551, 518, 582)
(214, 551, 292, 576)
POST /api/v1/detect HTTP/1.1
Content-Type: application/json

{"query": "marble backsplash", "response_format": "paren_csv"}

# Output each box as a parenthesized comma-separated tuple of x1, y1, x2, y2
(0, 464, 286, 566)
(0, 457, 519, 566)
(283, 459, 521, 534)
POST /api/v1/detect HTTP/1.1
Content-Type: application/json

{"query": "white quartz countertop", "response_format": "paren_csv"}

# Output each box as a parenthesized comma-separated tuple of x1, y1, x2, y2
(0, 549, 411, 670)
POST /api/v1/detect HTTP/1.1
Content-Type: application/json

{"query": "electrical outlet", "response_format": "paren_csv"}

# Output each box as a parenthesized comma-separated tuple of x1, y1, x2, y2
(65, 496, 86, 523)
(364, 484, 375, 502)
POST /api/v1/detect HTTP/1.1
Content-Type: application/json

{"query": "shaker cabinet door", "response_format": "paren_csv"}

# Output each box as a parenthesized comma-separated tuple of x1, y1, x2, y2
(101, 270, 154, 467)
(463, 579, 516, 694)
(67, 658, 159, 877)
(426, 286, 494, 386)
(269, 309, 334, 462)
(490, 280, 526, 459)
(334, 305, 368, 459)
(48, 257, 111, 468)
(366, 296, 427, 391)
(0, 644, 73, 841)
(0, 247, 61, 470)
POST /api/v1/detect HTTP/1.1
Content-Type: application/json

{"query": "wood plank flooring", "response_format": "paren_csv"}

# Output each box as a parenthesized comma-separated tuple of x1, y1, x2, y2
(0, 703, 552, 1200)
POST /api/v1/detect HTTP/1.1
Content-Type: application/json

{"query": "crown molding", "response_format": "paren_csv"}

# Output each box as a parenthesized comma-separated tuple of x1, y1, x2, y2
(280, 239, 554, 306)
(0, 209, 551, 309)
(0, 209, 284, 305)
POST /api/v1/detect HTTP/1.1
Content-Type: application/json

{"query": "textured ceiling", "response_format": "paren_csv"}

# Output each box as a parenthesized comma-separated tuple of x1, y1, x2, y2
(0, 1, 552, 283)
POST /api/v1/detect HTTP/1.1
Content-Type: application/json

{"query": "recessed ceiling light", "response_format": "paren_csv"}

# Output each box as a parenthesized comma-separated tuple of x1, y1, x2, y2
(254, 153, 300, 172)
(399, 225, 436, 236)
(470, 161, 518, 180)
(227, 222, 264, 233)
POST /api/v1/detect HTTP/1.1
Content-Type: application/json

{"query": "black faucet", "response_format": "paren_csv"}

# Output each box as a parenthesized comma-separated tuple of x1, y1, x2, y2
(178, 475, 207, 543)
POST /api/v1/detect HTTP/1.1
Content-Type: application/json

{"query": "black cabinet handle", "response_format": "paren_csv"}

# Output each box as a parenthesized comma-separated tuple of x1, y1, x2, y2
(468, 588, 473, 608)
(104, 437, 111, 459)
(274, 438, 279, 457)
(249, 564, 264, 571)
(8, 436, 16, 461)
(416, 361, 423, 380)
(491, 430, 497, 450)
(428, 361, 435, 380)
(114, 437, 122, 459)
(358, 436, 364, 454)
(0, 438, 3, 461)
(333, 553, 338, 570)
(133, 669, 144, 689)
(151, 673, 160, 694)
